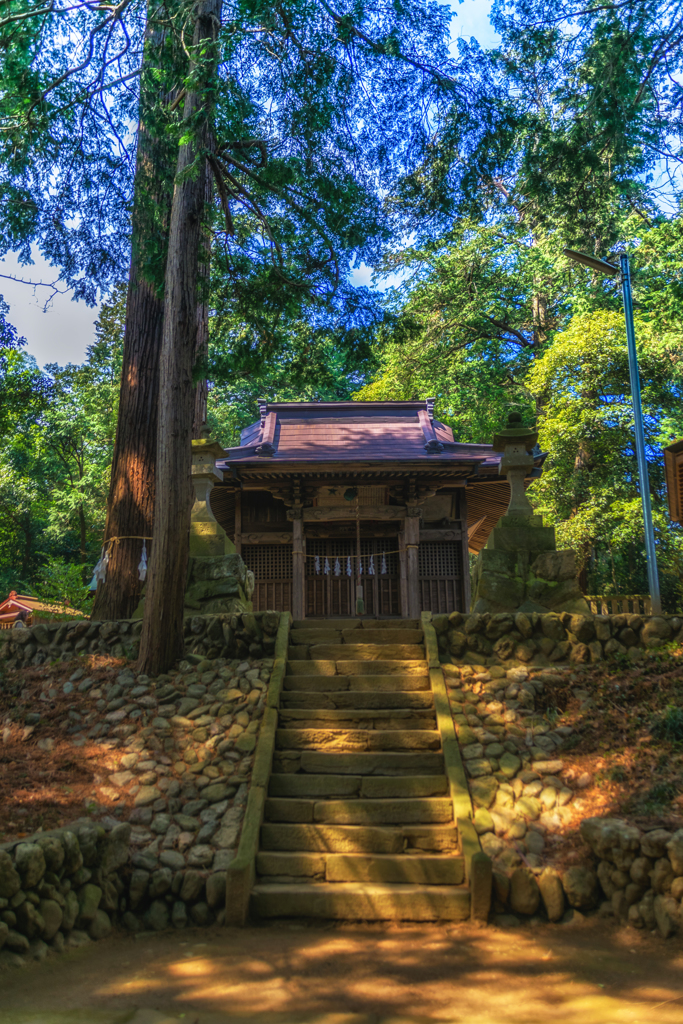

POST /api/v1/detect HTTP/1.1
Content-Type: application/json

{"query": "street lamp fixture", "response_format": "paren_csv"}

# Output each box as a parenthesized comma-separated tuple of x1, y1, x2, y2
(563, 247, 662, 615)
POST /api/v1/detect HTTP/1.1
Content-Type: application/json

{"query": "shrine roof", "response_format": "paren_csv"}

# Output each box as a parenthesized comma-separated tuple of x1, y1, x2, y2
(218, 399, 505, 470)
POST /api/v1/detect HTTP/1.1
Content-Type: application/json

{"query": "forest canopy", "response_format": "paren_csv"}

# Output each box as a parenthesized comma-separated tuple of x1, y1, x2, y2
(1, 0, 682, 612)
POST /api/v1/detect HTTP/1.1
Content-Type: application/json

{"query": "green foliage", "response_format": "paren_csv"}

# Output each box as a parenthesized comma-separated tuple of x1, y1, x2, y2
(0, 285, 124, 596)
(34, 557, 91, 614)
(652, 706, 683, 744)
(527, 308, 683, 604)
(207, 283, 383, 445)
(352, 218, 552, 438)
(2, 0, 683, 622)
(399, 0, 682, 251)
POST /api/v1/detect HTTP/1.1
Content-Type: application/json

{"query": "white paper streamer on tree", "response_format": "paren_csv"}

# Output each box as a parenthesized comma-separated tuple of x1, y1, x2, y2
(89, 546, 109, 590)
(138, 539, 148, 581)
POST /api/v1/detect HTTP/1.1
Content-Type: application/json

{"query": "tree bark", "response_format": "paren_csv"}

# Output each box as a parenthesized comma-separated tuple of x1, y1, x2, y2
(92, 9, 175, 621)
(91, 264, 163, 619)
(192, 175, 212, 438)
(139, 0, 221, 674)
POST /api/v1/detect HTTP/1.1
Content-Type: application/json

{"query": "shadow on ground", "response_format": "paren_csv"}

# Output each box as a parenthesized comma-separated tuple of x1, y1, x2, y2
(1, 919, 683, 1024)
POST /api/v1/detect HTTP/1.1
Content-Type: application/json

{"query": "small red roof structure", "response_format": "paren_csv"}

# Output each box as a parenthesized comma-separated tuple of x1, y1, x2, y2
(0, 591, 83, 627)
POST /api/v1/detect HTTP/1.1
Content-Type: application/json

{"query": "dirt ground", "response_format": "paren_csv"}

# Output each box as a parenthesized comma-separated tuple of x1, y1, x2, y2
(1, 919, 683, 1024)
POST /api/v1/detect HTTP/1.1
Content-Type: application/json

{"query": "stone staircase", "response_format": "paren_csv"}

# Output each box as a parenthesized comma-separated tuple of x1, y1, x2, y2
(250, 618, 472, 921)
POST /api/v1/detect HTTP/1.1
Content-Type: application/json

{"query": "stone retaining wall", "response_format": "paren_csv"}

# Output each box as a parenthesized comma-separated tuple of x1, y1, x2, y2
(435, 610, 682, 667)
(0, 612, 286, 967)
(0, 610, 279, 671)
(0, 820, 131, 966)
(485, 815, 683, 936)
(580, 817, 683, 937)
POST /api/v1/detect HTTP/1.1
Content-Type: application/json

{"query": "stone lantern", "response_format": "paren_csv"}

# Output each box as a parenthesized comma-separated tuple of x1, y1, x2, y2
(469, 410, 588, 617)
(492, 411, 539, 521)
(190, 428, 235, 557)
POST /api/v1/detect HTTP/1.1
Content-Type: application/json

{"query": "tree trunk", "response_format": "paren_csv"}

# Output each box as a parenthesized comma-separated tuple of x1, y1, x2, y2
(139, 0, 221, 674)
(192, 174, 212, 438)
(92, 9, 176, 621)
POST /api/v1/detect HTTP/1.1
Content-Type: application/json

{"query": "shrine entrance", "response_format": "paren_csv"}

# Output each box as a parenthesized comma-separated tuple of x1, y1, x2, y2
(212, 400, 546, 622)
(305, 534, 401, 618)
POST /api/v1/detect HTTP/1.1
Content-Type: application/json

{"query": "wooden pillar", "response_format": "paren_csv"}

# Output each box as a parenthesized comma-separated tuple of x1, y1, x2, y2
(290, 508, 305, 622)
(234, 490, 242, 555)
(460, 489, 471, 612)
(398, 527, 408, 619)
(405, 507, 421, 620)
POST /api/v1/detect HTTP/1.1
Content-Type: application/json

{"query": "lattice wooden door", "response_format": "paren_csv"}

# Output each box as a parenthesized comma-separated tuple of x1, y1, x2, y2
(418, 541, 463, 614)
(242, 544, 292, 612)
(306, 538, 400, 618)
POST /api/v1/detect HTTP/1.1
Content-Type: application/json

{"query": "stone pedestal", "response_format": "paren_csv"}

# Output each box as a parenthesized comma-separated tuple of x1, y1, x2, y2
(133, 432, 253, 619)
(184, 552, 254, 616)
(186, 433, 252, 614)
(471, 414, 589, 615)
(190, 435, 235, 557)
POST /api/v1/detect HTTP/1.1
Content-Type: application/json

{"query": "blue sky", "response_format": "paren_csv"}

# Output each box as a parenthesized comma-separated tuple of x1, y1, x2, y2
(0, 0, 498, 369)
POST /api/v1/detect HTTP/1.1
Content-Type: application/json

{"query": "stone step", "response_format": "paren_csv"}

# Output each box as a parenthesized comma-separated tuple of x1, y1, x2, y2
(309, 644, 425, 661)
(255, 850, 465, 885)
(360, 620, 421, 630)
(292, 619, 421, 630)
(278, 708, 436, 730)
(290, 628, 423, 647)
(324, 853, 465, 885)
(281, 690, 435, 710)
(292, 619, 361, 630)
(290, 629, 345, 646)
(260, 822, 458, 854)
(342, 629, 423, 645)
(286, 661, 429, 677)
(264, 796, 453, 825)
(267, 773, 449, 799)
(298, 750, 445, 775)
(250, 882, 470, 921)
(275, 728, 441, 752)
(339, 661, 429, 676)
(283, 674, 430, 692)
(286, 660, 338, 677)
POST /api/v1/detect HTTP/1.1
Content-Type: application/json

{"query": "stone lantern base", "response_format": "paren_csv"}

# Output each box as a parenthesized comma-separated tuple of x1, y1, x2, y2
(471, 514, 589, 615)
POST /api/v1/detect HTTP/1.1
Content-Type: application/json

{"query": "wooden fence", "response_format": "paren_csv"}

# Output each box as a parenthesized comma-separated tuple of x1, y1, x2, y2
(585, 594, 652, 616)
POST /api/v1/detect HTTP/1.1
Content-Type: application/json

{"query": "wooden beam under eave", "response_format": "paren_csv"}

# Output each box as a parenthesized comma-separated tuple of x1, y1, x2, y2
(231, 461, 474, 476)
(241, 532, 292, 544)
(303, 505, 407, 521)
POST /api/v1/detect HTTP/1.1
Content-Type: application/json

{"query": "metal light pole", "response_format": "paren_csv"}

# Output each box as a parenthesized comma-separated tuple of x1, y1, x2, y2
(563, 248, 662, 614)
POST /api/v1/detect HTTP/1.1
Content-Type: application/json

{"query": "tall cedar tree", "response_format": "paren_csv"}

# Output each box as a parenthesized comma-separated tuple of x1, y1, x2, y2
(138, 0, 220, 673)
(1, 0, 457, 651)
(137, 1, 461, 672)
(93, 9, 183, 620)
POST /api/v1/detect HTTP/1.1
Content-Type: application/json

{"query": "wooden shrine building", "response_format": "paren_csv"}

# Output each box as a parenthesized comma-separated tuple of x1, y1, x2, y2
(210, 400, 545, 620)
(664, 437, 683, 524)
